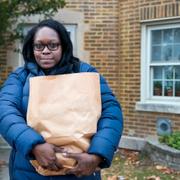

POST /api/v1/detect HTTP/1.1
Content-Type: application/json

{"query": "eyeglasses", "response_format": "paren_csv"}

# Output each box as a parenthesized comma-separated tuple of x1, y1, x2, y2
(33, 42, 61, 51)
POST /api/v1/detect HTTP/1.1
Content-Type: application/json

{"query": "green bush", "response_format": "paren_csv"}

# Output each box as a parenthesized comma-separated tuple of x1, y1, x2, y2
(0, 0, 66, 46)
(159, 131, 180, 150)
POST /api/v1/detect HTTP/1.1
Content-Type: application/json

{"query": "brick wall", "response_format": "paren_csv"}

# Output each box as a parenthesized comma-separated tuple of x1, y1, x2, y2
(66, 0, 120, 96)
(119, 0, 180, 137)
(0, 48, 12, 86)
(0, 65, 12, 86)
(0, 48, 6, 66)
(0, 38, 13, 86)
(0, 1, 120, 95)
(0, 0, 179, 138)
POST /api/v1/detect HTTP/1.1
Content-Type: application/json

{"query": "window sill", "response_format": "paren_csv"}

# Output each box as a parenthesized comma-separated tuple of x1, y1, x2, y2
(135, 101, 180, 114)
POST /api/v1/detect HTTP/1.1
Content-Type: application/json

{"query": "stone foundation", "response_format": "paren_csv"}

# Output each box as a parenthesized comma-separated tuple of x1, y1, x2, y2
(143, 136, 180, 170)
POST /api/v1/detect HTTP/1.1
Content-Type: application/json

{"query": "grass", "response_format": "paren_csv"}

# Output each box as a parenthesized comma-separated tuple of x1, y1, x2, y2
(101, 149, 180, 180)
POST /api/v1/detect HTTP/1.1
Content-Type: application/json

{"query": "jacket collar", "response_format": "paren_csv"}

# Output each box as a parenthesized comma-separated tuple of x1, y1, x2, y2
(25, 61, 75, 76)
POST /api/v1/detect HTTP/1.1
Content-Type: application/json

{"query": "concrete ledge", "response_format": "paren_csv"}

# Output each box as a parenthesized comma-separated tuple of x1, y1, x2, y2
(0, 136, 10, 149)
(1, 134, 179, 170)
(0, 135, 147, 151)
(119, 135, 146, 151)
(143, 136, 180, 170)
(136, 101, 180, 114)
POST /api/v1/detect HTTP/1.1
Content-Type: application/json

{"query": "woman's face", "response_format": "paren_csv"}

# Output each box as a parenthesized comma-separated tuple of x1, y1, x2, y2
(33, 27, 62, 69)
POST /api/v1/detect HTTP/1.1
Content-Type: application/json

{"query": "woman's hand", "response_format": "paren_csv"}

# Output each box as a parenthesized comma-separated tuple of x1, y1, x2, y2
(32, 143, 63, 171)
(65, 152, 102, 177)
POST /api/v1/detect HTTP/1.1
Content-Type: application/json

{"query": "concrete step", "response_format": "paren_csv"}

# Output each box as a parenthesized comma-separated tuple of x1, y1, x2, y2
(0, 148, 10, 180)
(0, 136, 10, 149)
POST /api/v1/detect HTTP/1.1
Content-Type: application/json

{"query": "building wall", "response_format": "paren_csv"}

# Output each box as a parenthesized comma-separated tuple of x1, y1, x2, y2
(119, 0, 180, 137)
(0, 0, 179, 138)
(66, 0, 120, 96)
(65, 0, 180, 137)
(0, 41, 12, 86)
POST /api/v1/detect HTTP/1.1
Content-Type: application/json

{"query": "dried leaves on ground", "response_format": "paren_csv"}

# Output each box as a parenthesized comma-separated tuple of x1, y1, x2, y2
(102, 149, 180, 180)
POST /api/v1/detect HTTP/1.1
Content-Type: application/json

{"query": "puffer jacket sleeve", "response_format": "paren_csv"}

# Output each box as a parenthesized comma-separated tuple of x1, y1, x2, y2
(0, 69, 45, 159)
(81, 62, 123, 168)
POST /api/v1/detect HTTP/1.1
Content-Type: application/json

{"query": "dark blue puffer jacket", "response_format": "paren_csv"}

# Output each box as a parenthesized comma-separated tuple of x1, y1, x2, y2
(0, 61, 123, 180)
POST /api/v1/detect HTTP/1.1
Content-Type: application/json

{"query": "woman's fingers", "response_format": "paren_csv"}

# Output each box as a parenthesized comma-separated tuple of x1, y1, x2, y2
(42, 162, 59, 171)
(63, 152, 80, 160)
(32, 143, 65, 171)
(40, 156, 63, 171)
(54, 146, 66, 153)
(55, 157, 63, 169)
(65, 153, 102, 177)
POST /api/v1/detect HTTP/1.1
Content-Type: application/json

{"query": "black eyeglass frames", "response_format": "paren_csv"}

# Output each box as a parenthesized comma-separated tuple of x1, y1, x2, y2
(33, 42, 61, 51)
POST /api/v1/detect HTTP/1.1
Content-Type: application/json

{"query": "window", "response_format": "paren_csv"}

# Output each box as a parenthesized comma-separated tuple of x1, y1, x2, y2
(18, 24, 36, 66)
(136, 21, 180, 114)
(65, 24, 77, 56)
(151, 28, 180, 97)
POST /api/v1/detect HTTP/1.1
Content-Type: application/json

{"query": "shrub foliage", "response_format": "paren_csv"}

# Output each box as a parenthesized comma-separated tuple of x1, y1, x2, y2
(159, 131, 180, 150)
(0, 0, 66, 46)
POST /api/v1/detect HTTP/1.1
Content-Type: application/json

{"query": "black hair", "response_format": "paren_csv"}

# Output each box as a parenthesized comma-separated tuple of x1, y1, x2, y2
(22, 19, 79, 72)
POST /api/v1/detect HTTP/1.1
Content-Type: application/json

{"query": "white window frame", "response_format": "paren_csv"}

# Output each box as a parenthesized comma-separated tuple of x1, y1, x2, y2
(65, 24, 77, 56)
(136, 20, 180, 114)
(18, 24, 37, 66)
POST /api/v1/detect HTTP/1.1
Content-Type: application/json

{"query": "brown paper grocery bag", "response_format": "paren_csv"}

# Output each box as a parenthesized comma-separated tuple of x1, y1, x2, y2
(27, 73, 101, 176)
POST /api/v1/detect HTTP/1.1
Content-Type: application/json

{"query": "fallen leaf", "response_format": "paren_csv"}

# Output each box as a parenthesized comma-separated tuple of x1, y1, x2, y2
(135, 161, 140, 165)
(155, 165, 175, 174)
(118, 176, 126, 180)
(146, 175, 161, 180)
(107, 175, 118, 180)
(155, 165, 167, 170)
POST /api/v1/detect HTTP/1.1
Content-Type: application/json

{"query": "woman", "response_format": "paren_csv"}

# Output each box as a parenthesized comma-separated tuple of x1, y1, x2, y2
(0, 19, 123, 180)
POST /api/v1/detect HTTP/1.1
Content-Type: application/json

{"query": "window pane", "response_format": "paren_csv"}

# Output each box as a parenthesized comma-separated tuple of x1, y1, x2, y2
(151, 46, 161, 61)
(173, 45, 180, 61)
(23, 25, 35, 37)
(174, 28, 180, 43)
(175, 82, 180, 97)
(152, 30, 161, 44)
(153, 81, 162, 96)
(162, 45, 173, 61)
(164, 66, 173, 79)
(175, 66, 180, 79)
(165, 81, 173, 96)
(163, 29, 173, 43)
(149, 27, 180, 99)
(154, 66, 162, 79)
